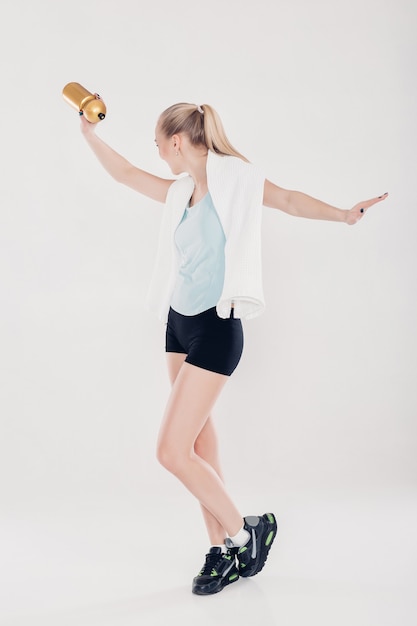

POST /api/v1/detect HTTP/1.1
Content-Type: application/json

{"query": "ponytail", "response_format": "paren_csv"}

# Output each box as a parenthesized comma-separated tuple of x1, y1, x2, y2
(201, 104, 248, 162)
(158, 102, 248, 162)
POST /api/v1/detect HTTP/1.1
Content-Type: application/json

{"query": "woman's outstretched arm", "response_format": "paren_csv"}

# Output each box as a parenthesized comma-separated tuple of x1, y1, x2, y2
(263, 179, 388, 225)
(80, 116, 174, 203)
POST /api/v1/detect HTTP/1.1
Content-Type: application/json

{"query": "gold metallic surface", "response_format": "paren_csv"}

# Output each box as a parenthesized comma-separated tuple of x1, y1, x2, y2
(62, 82, 106, 123)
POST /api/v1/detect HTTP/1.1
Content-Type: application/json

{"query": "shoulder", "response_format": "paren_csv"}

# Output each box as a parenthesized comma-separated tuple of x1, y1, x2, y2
(207, 151, 247, 170)
(165, 175, 194, 204)
(207, 151, 264, 181)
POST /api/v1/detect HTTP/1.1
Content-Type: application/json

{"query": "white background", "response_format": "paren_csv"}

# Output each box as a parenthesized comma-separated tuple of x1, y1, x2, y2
(0, 0, 416, 624)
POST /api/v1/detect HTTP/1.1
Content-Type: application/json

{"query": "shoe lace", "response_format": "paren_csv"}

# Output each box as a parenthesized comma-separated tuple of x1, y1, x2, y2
(199, 552, 223, 576)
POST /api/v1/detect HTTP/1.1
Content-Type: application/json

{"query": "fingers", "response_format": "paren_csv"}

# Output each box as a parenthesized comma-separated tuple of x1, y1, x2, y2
(374, 191, 389, 203)
(355, 193, 388, 215)
(79, 113, 96, 135)
(348, 192, 388, 225)
(361, 192, 389, 209)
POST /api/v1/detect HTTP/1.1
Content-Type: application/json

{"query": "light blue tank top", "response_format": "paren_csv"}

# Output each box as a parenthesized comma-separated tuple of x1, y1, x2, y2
(170, 192, 226, 316)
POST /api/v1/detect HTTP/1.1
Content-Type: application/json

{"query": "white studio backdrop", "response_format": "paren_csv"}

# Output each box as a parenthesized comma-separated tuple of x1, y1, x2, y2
(0, 0, 415, 524)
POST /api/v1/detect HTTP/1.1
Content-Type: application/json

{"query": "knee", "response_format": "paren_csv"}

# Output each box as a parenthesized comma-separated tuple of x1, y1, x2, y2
(156, 439, 188, 476)
(156, 442, 172, 471)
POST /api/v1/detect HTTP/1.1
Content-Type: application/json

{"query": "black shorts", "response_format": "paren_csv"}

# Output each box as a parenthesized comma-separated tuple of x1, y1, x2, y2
(165, 306, 244, 376)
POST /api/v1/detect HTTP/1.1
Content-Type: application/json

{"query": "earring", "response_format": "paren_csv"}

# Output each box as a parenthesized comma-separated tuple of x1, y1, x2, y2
(175, 151, 179, 156)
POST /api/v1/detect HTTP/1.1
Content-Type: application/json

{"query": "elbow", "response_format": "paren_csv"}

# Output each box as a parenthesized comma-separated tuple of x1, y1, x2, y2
(263, 180, 292, 213)
(283, 189, 294, 214)
(286, 190, 300, 217)
(112, 167, 130, 184)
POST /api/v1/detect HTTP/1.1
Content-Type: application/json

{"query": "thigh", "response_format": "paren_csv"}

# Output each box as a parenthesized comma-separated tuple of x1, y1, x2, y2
(158, 362, 229, 453)
(166, 352, 187, 386)
(167, 354, 221, 468)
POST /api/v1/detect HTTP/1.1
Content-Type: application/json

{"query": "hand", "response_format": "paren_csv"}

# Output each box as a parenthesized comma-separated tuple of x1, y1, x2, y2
(345, 192, 389, 225)
(79, 112, 96, 137)
(79, 92, 106, 134)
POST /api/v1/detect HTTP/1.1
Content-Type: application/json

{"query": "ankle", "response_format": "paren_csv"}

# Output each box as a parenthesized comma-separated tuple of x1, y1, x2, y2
(227, 526, 250, 548)
(211, 544, 227, 554)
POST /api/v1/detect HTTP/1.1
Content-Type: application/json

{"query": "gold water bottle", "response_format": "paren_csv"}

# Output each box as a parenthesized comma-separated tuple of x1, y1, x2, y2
(62, 82, 106, 123)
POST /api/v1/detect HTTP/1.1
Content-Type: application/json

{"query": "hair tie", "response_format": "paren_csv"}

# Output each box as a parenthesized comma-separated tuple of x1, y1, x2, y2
(197, 105, 204, 114)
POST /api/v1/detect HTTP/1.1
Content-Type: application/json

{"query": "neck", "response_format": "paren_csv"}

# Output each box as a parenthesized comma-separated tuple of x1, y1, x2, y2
(187, 152, 208, 188)
(184, 150, 208, 204)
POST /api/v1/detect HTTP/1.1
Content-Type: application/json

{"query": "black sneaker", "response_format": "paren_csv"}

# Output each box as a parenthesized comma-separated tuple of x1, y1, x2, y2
(192, 547, 239, 595)
(227, 513, 277, 578)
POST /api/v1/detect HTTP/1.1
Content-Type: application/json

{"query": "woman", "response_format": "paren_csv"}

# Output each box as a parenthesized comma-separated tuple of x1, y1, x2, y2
(78, 102, 388, 595)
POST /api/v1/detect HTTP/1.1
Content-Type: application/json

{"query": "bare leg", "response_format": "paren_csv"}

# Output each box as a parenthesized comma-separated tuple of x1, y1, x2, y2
(166, 353, 227, 545)
(194, 418, 227, 544)
(158, 357, 243, 538)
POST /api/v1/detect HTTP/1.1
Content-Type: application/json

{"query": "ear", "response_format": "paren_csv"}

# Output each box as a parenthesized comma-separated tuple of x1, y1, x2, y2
(172, 133, 181, 149)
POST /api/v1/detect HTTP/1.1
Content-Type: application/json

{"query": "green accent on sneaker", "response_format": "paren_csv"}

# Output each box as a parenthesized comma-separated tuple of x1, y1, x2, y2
(265, 530, 274, 546)
(266, 513, 275, 524)
(224, 555, 232, 560)
(211, 569, 218, 577)
(229, 573, 238, 581)
(238, 546, 247, 554)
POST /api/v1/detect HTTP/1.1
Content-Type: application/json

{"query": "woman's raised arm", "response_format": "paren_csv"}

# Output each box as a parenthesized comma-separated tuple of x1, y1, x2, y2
(263, 179, 388, 225)
(80, 115, 174, 204)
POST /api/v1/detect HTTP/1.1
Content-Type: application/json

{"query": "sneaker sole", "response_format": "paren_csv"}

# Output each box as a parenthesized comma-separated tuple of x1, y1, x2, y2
(239, 512, 277, 578)
(192, 571, 240, 595)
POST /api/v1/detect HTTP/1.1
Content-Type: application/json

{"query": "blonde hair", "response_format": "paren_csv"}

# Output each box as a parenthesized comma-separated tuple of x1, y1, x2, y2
(158, 102, 248, 162)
